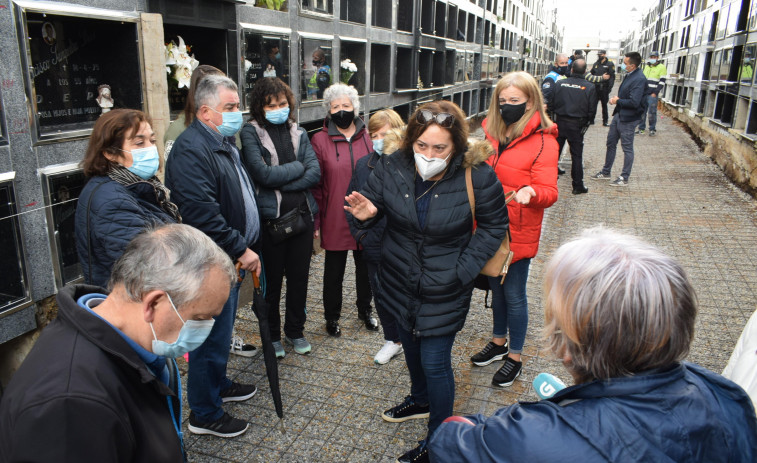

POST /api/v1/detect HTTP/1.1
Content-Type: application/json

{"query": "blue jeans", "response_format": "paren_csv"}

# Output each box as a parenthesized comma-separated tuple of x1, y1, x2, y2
(187, 270, 243, 422)
(396, 326, 456, 438)
(489, 258, 531, 353)
(365, 261, 399, 342)
(601, 115, 641, 181)
(638, 95, 658, 131)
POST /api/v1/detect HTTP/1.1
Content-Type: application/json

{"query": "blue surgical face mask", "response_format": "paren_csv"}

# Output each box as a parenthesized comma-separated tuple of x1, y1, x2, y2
(120, 145, 159, 180)
(372, 138, 384, 155)
(150, 293, 215, 358)
(265, 107, 290, 125)
(275, 52, 282, 60)
(209, 107, 243, 136)
(619, 63, 627, 72)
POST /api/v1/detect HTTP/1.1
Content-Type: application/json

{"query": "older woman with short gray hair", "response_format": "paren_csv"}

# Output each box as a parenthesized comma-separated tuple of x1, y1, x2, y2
(310, 82, 376, 337)
(429, 227, 757, 462)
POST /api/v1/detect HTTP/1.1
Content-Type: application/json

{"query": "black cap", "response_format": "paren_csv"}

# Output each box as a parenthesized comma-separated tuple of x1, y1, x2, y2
(598, 49, 607, 54)
(650, 50, 660, 57)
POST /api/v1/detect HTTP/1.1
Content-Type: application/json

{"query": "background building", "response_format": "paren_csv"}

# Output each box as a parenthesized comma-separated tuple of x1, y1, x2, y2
(622, 0, 757, 196)
(0, 0, 562, 389)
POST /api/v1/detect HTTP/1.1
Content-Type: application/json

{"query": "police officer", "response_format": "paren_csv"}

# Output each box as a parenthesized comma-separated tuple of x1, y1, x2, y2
(542, 53, 569, 110)
(549, 59, 597, 195)
(590, 49, 615, 126)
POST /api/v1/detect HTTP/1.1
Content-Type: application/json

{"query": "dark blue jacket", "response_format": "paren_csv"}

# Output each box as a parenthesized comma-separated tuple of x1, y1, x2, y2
(346, 151, 385, 263)
(356, 142, 508, 337)
(165, 119, 255, 260)
(613, 67, 647, 122)
(429, 362, 757, 462)
(75, 176, 176, 287)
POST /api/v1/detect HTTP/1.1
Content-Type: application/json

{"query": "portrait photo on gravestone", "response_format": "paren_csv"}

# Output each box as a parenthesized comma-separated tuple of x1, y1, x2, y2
(23, 11, 142, 137)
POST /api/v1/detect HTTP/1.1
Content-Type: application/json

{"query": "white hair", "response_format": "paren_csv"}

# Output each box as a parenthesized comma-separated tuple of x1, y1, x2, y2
(322, 83, 360, 113)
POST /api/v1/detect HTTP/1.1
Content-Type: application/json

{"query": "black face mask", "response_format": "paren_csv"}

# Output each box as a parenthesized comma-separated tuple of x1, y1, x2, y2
(499, 102, 527, 126)
(312, 60, 322, 67)
(331, 110, 355, 129)
(556, 65, 569, 75)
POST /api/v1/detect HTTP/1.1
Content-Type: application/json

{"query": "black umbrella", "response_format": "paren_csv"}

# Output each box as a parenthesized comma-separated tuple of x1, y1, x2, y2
(240, 264, 285, 433)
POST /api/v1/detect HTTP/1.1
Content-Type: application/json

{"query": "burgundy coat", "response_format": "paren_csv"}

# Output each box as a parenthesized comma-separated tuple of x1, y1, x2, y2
(311, 117, 372, 251)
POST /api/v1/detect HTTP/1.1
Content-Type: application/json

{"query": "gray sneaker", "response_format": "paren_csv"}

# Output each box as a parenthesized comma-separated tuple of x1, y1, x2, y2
(272, 340, 285, 359)
(285, 336, 312, 355)
(649, 129, 657, 136)
(610, 176, 628, 187)
(638, 129, 645, 134)
(590, 172, 612, 180)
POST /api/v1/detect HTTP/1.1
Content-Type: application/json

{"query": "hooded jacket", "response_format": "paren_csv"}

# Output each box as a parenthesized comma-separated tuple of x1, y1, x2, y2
(356, 140, 508, 337)
(75, 176, 177, 287)
(311, 116, 372, 251)
(429, 362, 757, 462)
(0, 285, 185, 462)
(239, 119, 320, 221)
(483, 112, 559, 263)
(346, 127, 404, 263)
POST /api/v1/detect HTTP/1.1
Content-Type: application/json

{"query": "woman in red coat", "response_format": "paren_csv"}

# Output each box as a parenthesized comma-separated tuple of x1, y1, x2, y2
(311, 83, 377, 337)
(470, 71, 559, 387)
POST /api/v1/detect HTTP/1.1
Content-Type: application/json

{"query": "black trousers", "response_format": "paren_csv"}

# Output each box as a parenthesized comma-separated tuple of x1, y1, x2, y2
(323, 249, 372, 321)
(597, 88, 610, 124)
(261, 214, 314, 341)
(556, 117, 586, 189)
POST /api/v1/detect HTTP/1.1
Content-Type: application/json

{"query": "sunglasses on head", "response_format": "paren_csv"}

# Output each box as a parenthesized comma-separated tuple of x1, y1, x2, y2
(416, 110, 455, 128)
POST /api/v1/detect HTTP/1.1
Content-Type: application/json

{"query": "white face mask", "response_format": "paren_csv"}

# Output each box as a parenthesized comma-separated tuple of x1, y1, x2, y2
(414, 151, 452, 181)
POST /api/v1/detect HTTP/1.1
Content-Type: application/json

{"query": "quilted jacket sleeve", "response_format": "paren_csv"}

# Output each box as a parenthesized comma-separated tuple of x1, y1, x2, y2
(524, 132, 559, 209)
(240, 124, 305, 188)
(456, 165, 508, 285)
(281, 129, 321, 192)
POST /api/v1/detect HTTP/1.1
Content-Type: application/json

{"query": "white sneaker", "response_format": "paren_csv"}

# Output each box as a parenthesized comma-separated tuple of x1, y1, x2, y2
(374, 341, 403, 365)
(230, 335, 260, 358)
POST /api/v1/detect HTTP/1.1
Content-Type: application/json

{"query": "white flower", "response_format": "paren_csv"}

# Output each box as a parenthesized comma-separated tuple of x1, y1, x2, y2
(341, 59, 357, 72)
(174, 65, 193, 88)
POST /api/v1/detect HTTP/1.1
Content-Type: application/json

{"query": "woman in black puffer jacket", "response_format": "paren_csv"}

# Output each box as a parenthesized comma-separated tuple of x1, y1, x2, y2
(345, 100, 508, 463)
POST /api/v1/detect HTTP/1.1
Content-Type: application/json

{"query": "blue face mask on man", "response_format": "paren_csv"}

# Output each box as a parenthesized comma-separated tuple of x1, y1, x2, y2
(119, 145, 159, 180)
(265, 107, 290, 125)
(208, 107, 243, 136)
(619, 63, 627, 72)
(150, 293, 215, 358)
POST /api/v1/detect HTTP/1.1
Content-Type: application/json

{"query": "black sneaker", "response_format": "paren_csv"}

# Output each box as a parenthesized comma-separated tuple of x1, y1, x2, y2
(397, 440, 429, 463)
(188, 411, 249, 438)
(220, 381, 257, 403)
(492, 357, 522, 387)
(557, 167, 566, 175)
(470, 341, 509, 366)
(381, 396, 430, 422)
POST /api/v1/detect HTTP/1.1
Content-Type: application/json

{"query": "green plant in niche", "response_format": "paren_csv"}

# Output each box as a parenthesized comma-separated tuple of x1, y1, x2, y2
(256, 0, 286, 10)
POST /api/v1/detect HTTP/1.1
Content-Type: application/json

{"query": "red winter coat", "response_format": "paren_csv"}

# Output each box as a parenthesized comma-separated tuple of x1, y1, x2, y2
(483, 112, 559, 262)
(311, 117, 372, 250)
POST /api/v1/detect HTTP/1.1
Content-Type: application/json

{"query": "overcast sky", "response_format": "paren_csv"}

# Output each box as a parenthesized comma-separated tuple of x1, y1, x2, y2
(551, 0, 659, 42)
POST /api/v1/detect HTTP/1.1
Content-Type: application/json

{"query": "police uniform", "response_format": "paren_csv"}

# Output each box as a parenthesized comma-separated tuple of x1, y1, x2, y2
(541, 67, 566, 110)
(590, 54, 616, 125)
(549, 74, 597, 193)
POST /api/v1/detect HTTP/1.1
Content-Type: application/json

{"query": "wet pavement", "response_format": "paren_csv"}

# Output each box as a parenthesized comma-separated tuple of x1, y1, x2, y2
(183, 107, 757, 462)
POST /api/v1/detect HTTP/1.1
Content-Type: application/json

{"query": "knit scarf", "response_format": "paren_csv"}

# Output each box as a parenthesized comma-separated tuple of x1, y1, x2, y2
(107, 165, 182, 223)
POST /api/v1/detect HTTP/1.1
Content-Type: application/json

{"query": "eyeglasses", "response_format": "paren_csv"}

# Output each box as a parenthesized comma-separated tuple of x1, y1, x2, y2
(416, 110, 455, 128)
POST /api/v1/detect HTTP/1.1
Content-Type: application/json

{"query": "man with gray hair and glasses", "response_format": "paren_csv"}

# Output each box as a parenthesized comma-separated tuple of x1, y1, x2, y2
(0, 224, 235, 461)
(166, 74, 261, 438)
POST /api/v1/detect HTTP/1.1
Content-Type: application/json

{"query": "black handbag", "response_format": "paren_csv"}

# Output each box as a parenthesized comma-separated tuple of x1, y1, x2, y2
(265, 207, 308, 244)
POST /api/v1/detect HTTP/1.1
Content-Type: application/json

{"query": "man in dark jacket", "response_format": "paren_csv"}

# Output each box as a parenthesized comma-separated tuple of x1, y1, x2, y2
(0, 224, 235, 462)
(165, 75, 261, 437)
(590, 49, 615, 126)
(550, 59, 597, 195)
(591, 52, 647, 186)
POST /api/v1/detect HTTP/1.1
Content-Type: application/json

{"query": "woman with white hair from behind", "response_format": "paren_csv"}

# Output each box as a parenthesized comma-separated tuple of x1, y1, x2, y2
(430, 227, 757, 462)
(310, 83, 376, 337)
